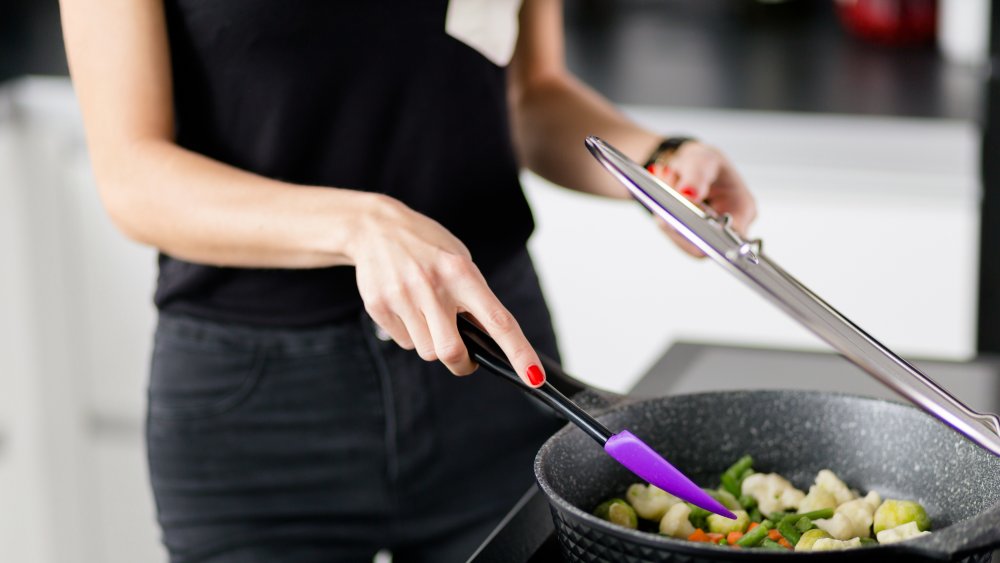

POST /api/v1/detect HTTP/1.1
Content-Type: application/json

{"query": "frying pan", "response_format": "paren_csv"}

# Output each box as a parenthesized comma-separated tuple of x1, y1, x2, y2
(534, 389, 1000, 562)
(458, 319, 1000, 561)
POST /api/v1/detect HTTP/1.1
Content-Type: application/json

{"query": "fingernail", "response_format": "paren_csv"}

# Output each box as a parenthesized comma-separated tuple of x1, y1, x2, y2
(680, 186, 698, 199)
(662, 166, 672, 175)
(646, 164, 657, 174)
(526, 364, 545, 386)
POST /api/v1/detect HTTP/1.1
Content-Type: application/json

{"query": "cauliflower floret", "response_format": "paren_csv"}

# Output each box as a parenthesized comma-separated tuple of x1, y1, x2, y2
(815, 491, 881, 540)
(815, 469, 857, 506)
(876, 521, 931, 544)
(798, 484, 838, 513)
(626, 483, 680, 521)
(741, 473, 805, 515)
(812, 537, 863, 551)
(815, 513, 856, 540)
(659, 502, 696, 538)
(839, 491, 881, 537)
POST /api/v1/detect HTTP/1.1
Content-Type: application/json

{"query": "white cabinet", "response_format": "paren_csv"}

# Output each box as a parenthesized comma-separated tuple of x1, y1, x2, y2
(1, 77, 163, 563)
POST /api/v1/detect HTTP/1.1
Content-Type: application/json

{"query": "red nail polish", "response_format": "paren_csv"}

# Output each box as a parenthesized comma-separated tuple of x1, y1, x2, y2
(646, 164, 657, 174)
(680, 186, 698, 199)
(526, 364, 545, 386)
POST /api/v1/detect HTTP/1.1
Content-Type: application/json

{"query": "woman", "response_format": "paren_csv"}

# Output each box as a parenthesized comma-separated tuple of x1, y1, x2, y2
(60, 0, 756, 560)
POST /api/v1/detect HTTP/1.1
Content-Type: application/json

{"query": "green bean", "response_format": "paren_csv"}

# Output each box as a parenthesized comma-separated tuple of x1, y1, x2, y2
(796, 508, 834, 521)
(720, 455, 754, 496)
(739, 494, 757, 509)
(749, 507, 763, 523)
(778, 514, 799, 525)
(778, 519, 801, 546)
(724, 455, 754, 477)
(859, 537, 878, 546)
(721, 473, 740, 497)
(769, 512, 790, 522)
(759, 538, 787, 550)
(736, 521, 772, 547)
(718, 538, 728, 546)
(686, 504, 710, 531)
(794, 516, 815, 533)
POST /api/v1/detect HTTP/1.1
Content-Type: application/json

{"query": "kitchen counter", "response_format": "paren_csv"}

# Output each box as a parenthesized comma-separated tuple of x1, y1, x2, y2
(469, 341, 1000, 562)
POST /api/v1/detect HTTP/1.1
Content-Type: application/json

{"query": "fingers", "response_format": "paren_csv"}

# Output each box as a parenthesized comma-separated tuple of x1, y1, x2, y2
(650, 141, 757, 248)
(709, 166, 758, 235)
(667, 143, 721, 203)
(420, 295, 476, 376)
(395, 300, 436, 363)
(654, 216, 706, 258)
(369, 311, 415, 350)
(458, 278, 544, 388)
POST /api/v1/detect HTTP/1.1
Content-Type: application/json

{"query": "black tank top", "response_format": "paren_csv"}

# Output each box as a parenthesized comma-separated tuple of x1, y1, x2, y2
(155, 0, 533, 326)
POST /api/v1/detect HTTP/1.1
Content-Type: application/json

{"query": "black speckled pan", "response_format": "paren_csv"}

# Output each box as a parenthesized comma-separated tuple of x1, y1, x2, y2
(534, 390, 1000, 562)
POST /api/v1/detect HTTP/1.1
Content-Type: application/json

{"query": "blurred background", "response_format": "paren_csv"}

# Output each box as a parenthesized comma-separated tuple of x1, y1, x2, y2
(1, 0, 996, 561)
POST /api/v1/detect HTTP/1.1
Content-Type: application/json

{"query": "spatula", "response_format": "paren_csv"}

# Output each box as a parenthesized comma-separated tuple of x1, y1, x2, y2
(456, 315, 736, 519)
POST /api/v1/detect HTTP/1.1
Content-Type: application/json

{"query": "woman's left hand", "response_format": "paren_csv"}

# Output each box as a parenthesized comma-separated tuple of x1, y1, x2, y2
(648, 141, 757, 257)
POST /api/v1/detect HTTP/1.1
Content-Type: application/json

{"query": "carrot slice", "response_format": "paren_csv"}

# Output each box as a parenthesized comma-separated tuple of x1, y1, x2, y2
(706, 533, 725, 543)
(747, 522, 760, 531)
(688, 529, 709, 542)
(778, 537, 793, 549)
(727, 531, 744, 544)
(767, 529, 783, 541)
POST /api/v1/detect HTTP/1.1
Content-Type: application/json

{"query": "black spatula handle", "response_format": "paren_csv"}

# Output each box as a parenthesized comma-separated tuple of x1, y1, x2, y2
(456, 315, 614, 444)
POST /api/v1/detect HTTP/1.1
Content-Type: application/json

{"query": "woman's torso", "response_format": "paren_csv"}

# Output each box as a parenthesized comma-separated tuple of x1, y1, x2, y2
(157, 0, 533, 326)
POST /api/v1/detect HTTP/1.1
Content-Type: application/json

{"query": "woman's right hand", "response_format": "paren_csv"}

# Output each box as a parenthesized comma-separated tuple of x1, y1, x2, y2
(348, 195, 545, 387)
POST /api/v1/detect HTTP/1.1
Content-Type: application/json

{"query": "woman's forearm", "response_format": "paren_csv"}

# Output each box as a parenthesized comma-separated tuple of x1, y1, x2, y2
(95, 138, 378, 268)
(509, 71, 661, 200)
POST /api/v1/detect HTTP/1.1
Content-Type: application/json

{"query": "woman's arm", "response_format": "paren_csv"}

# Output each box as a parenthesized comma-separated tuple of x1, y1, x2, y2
(60, 0, 372, 269)
(60, 0, 548, 386)
(508, 0, 756, 234)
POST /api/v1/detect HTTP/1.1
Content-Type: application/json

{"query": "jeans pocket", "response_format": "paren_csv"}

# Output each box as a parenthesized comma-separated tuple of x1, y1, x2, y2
(149, 333, 265, 421)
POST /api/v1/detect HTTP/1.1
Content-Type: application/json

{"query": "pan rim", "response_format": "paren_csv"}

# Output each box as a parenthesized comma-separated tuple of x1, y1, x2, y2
(533, 388, 999, 558)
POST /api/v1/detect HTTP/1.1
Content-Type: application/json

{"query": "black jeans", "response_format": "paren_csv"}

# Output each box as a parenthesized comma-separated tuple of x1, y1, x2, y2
(146, 250, 563, 563)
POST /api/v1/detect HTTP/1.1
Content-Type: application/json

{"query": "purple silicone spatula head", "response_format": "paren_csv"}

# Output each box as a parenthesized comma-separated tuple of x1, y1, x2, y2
(605, 430, 736, 519)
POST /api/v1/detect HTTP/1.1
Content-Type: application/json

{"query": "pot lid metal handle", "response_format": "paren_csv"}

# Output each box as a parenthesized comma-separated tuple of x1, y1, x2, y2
(585, 135, 1000, 458)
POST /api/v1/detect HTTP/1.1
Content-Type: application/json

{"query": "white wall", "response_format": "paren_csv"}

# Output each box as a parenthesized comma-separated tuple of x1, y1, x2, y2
(0, 77, 981, 562)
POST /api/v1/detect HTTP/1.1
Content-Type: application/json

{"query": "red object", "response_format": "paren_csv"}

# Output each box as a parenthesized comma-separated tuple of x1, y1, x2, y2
(661, 166, 672, 175)
(747, 522, 760, 531)
(705, 532, 725, 543)
(526, 364, 544, 386)
(768, 528, 783, 541)
(778, 537, 794, 549)
(680, 186, 698, 199)
(835, 0, 937, 46)
(726, 531, 744, 544)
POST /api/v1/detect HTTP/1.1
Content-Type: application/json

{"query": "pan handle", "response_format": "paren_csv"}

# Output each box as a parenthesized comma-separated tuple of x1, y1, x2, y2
(455, 314, 625, 412)
(456, 315, 619, 444)
(881, 502, 1000, 561)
